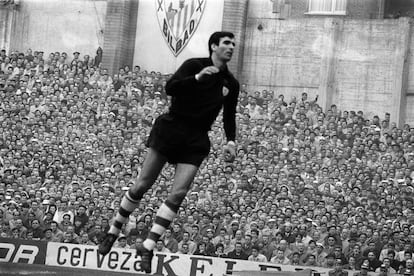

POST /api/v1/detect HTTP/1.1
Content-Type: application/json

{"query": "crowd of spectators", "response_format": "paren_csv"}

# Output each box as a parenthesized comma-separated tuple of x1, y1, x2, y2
(0, 48, 413, 274)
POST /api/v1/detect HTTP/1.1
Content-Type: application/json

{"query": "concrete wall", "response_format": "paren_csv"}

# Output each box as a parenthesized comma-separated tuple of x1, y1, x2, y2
(241, 13, 412, 125)
(0, 6, 15, 51)
(133, 0, 224, 74)
(221, 0, 249, 79)
(10, 0, 106, 57)
(249, 0, 382, 19)
(242, 17, 324, 97)
(101, 0, 138, 74)
(332, 19, 409, 125)
(405, 21, 414, 127)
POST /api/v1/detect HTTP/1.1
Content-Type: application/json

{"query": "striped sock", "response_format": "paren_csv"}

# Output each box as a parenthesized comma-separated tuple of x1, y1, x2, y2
(108, 191, 140, 236)
(142, 201, 179, 251)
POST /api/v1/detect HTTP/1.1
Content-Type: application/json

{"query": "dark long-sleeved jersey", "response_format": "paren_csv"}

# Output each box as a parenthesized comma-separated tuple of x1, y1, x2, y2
(165, 57, 239, 142)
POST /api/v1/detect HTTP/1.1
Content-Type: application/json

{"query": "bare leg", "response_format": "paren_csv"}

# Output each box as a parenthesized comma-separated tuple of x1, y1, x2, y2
(143, 163, 198, 250)
(168, 163, 199, 204)
(108, 148, 167, 236)
(129, 148, 168, 197)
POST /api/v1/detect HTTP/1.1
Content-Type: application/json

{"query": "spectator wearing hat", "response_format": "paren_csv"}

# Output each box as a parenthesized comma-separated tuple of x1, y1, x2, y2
(115, 235, 130, 249)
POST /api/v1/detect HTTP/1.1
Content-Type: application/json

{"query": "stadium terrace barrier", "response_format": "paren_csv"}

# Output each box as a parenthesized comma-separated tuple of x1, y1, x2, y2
(0, 238, 342, 275)
(231, 270, 312, 276)
(0, 237, 47, 264)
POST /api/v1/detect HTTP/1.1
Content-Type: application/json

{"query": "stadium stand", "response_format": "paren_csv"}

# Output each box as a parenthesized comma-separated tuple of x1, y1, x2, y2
(0, 49, 413, 274)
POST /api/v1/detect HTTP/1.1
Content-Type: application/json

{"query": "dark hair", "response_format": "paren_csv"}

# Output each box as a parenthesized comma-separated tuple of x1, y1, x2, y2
(208, 31, 235, 56)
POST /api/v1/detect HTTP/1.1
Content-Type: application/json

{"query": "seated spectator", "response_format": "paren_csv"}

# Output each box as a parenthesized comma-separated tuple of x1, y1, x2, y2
(154, 240, 170, 253)
(163, 228, 178, 253)
(115, 235, 129, 249)
(248, 245, 267, 262)
(365, 251, 382, 272)
(213, 243, 227, 258)
(375, 258, 396, 274)
(178, 231, 197, 254)
(353, 261, 373, 276)
(270, 249, 290, 264)
(227, 242, 248, 260)
(329, 259, 349, 276)
(178, 242, 190, 255)
(29, 219, 44, 240)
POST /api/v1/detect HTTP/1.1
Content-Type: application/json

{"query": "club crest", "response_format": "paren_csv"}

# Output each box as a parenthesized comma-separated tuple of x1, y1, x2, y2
(222, 86, 229, 97)
(156, 0, 206, 56)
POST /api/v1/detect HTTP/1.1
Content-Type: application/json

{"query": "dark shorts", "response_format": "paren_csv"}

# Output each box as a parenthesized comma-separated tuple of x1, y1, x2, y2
(146, 114, 210, 166)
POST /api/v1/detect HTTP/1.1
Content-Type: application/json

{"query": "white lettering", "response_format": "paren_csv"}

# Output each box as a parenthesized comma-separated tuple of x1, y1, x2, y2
(0, 243, 15, 262)
(13, 245, 38, 264)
